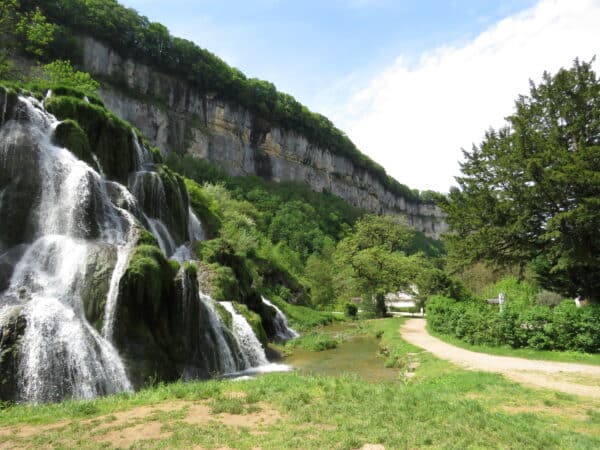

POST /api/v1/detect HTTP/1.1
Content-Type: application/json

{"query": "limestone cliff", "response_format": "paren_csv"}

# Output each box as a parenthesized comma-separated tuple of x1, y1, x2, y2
(80, 37, 447, 238)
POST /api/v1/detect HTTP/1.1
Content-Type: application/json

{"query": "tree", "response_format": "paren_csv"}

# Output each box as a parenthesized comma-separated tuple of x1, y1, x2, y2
(0, 1, 54, 73)
(332, 215, 426, 305)
(442, 59, 600, 302)
(36, 60, 100, 95)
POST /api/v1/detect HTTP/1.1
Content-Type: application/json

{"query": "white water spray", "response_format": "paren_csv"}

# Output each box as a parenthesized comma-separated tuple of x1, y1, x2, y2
(221, 302, 268, 368)
(262, 296, 299, 340)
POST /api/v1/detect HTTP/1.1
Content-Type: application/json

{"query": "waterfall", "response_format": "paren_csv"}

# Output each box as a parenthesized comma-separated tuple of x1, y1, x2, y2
(171, 208, 206, 262)
(1, 87, 8, 125)
(188, 209, 206, 242)
(198, 293, 240, 374)
(101, 210, 137, 342)
(221, 302, 268, 368)
(129, 170, 180, 257)
(262, 296, 299, 341)
(0, 92, 289, 402)
(0, 95, 133, 402)
(132, 131, 153, 170)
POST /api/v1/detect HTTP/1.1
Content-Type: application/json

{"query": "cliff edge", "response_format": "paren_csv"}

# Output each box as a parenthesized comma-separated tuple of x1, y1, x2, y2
(80, 37, 447, 238)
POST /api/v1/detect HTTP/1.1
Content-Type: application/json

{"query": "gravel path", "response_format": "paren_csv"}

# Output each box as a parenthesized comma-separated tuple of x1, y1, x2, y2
(400, 318, 600, 399)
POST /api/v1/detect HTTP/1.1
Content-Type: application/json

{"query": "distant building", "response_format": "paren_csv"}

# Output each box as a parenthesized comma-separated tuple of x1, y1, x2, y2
(385, 288, 418, 310)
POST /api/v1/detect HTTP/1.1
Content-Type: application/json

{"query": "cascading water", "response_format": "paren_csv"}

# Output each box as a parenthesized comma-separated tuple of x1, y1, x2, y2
(129, 170, 179, 257)
(221, 302, 268, 368)
(0, 91, 282, 402)
(132, 130, 153, 170)
(188, 209, 205, 242)
(0, 95, 133, 402)
(171, 208, 206, 262)
(262, 296, 299, 341)
(198, 293, 240, 374)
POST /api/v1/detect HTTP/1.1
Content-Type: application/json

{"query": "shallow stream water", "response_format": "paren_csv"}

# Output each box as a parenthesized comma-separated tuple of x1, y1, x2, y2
(285, 323, 399, 382)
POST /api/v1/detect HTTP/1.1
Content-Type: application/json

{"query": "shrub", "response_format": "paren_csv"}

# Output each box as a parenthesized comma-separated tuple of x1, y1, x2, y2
(427, 295, 600, 353)
(344, 303, 358, 318)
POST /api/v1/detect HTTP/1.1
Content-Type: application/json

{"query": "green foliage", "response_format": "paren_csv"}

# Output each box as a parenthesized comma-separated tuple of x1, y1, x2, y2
(35, 60, 99, 95)
(286, 332, 337, 352)
(268, 201, 331, 261)
(183, 178, 221, 238)
(482, 276, 538, 308)
(0, 2, 55, 63)
(331, 214, 452, 305)
(344, 303, 358, 318)
(427, 294, 600, 353)
(15, 6, 55, 58)
(304, 250, 336, 308)
(265, 296, 335, 331)
(196, 238, 259, 305)
(442, 59, 600, 301)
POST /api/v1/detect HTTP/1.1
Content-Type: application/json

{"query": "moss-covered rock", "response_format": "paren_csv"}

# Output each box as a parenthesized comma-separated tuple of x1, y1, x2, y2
(213, 300, 233, 330)
(195, 238, 257, 302)
(0, 117, 42, 248)
(131, 165, 190, 244)
(185, 178, 222, 238)
(45, 95, 137, 183)
(0, 88, 19, 127)
(232, 302, 268, 346)
(155, 165, 189, 243)
(0, 306, 26, 402)
(80, 243, 117, 331)
(112, 242, 179, 386)
(53, 119, 98, 171)
(118, 244, 178, 319)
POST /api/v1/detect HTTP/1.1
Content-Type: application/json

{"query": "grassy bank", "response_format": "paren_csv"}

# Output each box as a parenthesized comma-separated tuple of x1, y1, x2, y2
(1, 318, 599, 449)
(427, 324, 600, 366)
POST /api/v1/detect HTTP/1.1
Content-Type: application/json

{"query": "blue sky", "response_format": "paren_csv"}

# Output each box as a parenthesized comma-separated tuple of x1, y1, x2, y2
(119, 0, 599, 192)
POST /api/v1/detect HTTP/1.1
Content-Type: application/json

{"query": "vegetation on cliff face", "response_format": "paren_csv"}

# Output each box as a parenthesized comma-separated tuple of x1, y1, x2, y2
(167, 153, 453, 314)
(10, 0, 437, 204)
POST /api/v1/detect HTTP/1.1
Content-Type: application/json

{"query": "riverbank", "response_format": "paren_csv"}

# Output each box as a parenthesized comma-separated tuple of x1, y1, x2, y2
(1, 318, 599, 449)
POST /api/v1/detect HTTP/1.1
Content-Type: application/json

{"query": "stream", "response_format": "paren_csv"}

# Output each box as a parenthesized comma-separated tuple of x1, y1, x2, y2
(285, 323, 399, 382)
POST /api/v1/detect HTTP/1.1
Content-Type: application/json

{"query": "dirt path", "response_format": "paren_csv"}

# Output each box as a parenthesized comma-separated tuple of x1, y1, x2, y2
(400, 318, 600, 399)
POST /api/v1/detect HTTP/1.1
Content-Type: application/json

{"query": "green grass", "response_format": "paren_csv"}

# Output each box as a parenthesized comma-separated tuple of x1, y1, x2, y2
(268, 296, 341, 331)
(427, 324, 600, 366)
(285, 332, 339, 352)
(1, 318, 599, 449)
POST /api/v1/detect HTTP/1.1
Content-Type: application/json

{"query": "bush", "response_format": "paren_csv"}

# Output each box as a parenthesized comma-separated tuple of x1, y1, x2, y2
(427, 295, 600, 353)
(344, 303, 358, 318)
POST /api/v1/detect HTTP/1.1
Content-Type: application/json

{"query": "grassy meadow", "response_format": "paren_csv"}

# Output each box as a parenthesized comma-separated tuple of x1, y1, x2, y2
(1, 318, 599, 449)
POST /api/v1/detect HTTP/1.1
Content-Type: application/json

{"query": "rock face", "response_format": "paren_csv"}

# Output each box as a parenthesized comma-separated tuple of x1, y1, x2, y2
(80, 37, 448, 238)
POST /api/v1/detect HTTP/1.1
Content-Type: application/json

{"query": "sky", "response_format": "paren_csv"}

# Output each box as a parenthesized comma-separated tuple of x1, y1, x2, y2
(119, 0, 600, 192)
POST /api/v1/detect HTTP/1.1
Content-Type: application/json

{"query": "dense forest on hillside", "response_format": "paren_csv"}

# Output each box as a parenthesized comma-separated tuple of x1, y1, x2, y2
(4, 0, 440, 204)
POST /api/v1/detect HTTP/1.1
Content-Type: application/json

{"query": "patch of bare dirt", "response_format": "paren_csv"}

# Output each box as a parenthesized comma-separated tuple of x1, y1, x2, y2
(0, 399, 284, 449)
(400, 319, 600, 399)
(100, 420, 171, 448)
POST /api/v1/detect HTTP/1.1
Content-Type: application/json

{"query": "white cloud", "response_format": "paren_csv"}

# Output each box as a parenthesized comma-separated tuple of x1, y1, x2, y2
(330, 0, 600, 192)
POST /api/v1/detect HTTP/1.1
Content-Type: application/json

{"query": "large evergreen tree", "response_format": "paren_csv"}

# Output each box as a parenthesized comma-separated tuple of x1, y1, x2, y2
(442, 59, 600, 302)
